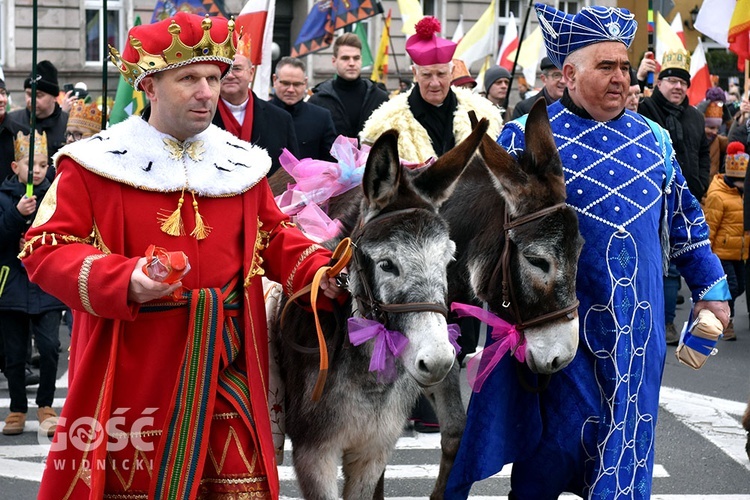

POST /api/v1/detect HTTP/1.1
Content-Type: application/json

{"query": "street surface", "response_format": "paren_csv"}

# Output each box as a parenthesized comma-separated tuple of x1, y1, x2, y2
(1, 297, 749, 498)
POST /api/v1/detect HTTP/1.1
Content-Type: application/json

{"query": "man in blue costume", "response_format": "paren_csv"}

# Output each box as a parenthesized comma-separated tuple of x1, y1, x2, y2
(445, 4, 731, 500)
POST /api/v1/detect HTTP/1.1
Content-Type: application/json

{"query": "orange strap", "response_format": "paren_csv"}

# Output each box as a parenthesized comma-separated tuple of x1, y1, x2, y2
(282, 237, 352, 401)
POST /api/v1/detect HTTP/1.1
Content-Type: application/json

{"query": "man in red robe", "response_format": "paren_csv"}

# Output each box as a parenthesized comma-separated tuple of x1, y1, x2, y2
(21, 12, 343, 500)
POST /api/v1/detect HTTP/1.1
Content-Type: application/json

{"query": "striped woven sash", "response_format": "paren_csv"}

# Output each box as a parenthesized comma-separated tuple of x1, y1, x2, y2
(144, 277, 253, 500)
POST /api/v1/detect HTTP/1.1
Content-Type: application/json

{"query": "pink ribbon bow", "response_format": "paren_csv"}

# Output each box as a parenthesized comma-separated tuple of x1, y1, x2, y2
(451, 302, 526, 392)
(347, 317, 408, 383)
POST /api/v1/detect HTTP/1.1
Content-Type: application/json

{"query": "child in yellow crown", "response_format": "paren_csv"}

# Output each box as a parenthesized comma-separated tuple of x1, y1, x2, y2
(704, 141, 750, 340)
(0, 131, 64, 437)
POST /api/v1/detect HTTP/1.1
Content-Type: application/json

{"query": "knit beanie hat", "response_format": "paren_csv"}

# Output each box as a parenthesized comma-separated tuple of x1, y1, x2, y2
(484, 65, 511, 92)
(24, 60, 60, 96)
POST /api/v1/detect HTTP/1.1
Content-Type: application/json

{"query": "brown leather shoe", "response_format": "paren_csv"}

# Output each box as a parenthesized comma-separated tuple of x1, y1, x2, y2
(3, 412, 27, 435)
(722, 319, 736, 341)
(37, 407, 59, 437)
(665, 322, 679, 345)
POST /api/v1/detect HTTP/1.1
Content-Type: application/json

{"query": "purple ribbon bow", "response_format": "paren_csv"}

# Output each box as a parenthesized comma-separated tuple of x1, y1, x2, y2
(451, 302, 526, 392)
(348, 317, 409, 382)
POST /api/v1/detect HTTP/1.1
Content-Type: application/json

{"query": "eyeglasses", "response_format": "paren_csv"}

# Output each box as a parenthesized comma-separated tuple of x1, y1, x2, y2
(276, 80, 306, 89)
(545, 71, 563, 81)
(661, 77, 688, 88)
(65, 131, 85, 141)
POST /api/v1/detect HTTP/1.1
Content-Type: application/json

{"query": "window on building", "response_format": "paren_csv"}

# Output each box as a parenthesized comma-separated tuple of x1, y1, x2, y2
(499, 0, 522, 17)
(557, 1, 578, 15)
(85, 0, 125, 64)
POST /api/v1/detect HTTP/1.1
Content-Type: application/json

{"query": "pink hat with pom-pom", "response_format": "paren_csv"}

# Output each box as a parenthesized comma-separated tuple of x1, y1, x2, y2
(405, 17, 456, 66)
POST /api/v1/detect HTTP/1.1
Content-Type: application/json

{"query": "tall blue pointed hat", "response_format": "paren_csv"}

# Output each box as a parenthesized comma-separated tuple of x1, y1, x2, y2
(534, 3, 637, 70)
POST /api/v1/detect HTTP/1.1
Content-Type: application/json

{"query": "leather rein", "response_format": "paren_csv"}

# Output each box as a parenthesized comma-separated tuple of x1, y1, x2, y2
(496, 202, 580, 331)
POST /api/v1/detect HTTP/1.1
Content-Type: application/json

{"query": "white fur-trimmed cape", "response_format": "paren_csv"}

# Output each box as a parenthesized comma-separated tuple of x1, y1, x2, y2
(54, 116, 271, 196)
(360, 86, 503, 164)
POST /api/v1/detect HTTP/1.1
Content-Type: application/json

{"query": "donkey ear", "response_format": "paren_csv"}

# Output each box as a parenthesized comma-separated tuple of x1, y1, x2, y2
(362, 130, 402, 209)
(412, 117, 489, 206)
(523, 98, 562, 177)
(468, 110, 479, 128)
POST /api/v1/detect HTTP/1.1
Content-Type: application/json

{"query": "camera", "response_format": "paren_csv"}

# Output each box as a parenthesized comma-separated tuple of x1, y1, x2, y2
(64, 82, 89, 100)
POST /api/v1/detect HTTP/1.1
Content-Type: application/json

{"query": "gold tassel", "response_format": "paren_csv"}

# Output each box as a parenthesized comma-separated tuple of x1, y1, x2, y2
(158, 190, 186, 237)
(189, 191, 211, 240)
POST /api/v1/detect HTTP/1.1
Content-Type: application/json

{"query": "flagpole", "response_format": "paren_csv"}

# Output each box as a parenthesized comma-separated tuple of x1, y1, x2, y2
(505, 0, 534, 111)
(27, 0, 39, 198)
(101, 0, 108, 130)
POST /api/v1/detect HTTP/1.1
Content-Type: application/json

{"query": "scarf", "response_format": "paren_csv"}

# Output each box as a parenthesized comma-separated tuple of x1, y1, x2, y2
(643, 88, 691, 171)
(217, 89, 255, 142)
(408, 88, 458, 156)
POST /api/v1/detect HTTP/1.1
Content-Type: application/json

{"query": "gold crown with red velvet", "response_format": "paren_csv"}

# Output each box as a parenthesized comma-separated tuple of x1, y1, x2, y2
(109, 12, 239, 90)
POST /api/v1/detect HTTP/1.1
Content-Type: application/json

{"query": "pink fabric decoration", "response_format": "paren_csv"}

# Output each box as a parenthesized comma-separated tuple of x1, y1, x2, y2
(348, 317, 409, 383)
(275, 135, 369, 216)
(451, 302, 526, 393)
(295, 203, 343, 243)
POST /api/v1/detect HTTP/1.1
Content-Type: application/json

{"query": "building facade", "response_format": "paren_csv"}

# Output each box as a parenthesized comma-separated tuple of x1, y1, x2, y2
(0, 0, 714, 110)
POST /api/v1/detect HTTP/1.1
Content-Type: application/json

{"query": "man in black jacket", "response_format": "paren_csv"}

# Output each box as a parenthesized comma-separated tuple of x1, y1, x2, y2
(8, 61, 68, 177)
(212, 53, 298, 176)
(511, 57, 565, 119)
(308, 33, 388, 140)
(638, 48, 711, 345)
(270, 57, 337, 161)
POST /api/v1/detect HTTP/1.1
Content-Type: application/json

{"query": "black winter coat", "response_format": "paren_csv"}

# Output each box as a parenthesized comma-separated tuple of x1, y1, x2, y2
(269, 96, 337, 162)
(639, 90, 711, 200)
(0, 176, 65, 313)
(211, 92, 298, 176)
(308, 78, 388, 140)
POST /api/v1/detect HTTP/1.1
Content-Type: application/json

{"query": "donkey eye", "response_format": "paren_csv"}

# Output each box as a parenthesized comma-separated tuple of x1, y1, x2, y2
(378, 259, 398, 275)
(525, 255, 551, 274)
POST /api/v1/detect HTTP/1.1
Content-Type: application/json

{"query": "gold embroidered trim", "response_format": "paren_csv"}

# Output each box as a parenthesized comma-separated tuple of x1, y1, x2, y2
(18, 232, 92, 259)
(196, 490, 271, 499)
(200, 476, 268, 485)
(285, 244, 323, 296)
(109, 449, 153, 492)
(280, 221, 295, 229)
(244, 219, 266, 288)
(78, 254, 107, 315)
(108, 428, 162, 439)
(213, 412, 240, 421)
(91, 222, 111, 255)
(207, 426, 256, 475)
(103, 493, 148, 499)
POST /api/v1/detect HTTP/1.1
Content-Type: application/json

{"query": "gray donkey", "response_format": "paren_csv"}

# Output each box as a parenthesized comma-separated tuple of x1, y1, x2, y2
(272, 118, 490, 500)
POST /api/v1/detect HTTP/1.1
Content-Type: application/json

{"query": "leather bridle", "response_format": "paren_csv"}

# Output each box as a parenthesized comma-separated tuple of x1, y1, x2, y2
(349, 208, 450, 327)
(493, 202, 580, 331)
